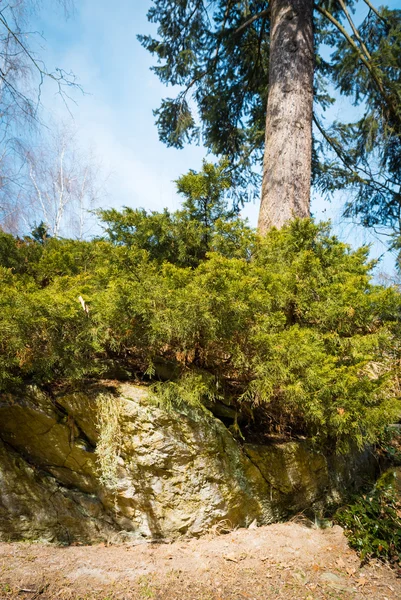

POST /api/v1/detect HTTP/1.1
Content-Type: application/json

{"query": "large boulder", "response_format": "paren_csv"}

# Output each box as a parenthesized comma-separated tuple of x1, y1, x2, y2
(0, 383, 377, 543)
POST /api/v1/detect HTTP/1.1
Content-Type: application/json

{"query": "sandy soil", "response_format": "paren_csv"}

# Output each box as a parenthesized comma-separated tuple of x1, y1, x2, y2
(0, 522, 400, 600)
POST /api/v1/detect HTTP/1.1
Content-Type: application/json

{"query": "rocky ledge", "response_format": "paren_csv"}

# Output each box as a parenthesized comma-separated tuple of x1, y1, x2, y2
(0, 383, 377, 544)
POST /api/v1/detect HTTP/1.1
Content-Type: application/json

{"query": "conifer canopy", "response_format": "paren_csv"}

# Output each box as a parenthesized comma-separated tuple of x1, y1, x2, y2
(139, 1, 401, 236)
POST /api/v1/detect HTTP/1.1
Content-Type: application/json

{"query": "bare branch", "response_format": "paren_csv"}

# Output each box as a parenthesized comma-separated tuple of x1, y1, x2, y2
(313, 114, 399, 198)
(234, 7, 269, 35)
(24, 122, 107, 238)
(29, 162, 49, 225)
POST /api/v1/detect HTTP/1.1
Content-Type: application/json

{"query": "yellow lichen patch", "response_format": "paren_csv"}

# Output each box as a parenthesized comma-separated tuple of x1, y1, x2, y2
(95, 393, 123, 491)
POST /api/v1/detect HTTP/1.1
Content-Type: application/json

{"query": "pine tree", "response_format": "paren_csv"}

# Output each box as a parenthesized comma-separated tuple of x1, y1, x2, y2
(139, 1, 401, 234)
(98, 160, 249, 266)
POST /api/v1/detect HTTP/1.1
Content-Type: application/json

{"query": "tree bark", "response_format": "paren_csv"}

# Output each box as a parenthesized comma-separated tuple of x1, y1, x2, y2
(258, 0, 314, 233)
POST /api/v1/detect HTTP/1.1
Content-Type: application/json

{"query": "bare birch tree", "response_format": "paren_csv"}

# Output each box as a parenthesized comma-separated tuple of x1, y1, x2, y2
(26, 124, 105, 238)
(0, 0, 78, 232)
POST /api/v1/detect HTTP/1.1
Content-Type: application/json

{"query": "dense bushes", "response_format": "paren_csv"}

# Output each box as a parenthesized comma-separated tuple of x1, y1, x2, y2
(1, 210, 400, 451)
(336, 469, 401, 565)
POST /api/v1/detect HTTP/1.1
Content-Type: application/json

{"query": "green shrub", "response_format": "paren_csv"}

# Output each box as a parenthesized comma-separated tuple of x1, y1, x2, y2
(0, 267, 100, 389)
(0, 216, 400, 451)
(336, 470, 401, 565)
(98, 160, 253, 267)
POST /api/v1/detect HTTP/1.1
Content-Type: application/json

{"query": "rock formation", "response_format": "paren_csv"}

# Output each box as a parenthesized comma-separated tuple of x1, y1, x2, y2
(0, 383, 377, 543)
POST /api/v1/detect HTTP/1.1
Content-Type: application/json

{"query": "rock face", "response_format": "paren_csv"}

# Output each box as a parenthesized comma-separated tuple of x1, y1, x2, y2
(0, 383, 377, 544)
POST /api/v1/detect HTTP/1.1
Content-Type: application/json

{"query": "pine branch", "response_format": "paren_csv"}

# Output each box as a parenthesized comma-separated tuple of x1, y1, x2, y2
(314, 4, 401, 130)
(234, 7, 269, 34)
(337, 0, 372, 60)
(179, 1, 236, 102)
(362, 0, 387, 24)
(313, 115, 397, 197)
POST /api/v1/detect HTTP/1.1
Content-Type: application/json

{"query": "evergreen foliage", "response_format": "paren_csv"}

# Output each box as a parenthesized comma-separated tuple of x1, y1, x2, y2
(0, 198, 400, 451)
(336, 469, 401, 565)
(98, 160, 252, 266)
(318, 5, 401, 238)
(139, 1, 401, 231)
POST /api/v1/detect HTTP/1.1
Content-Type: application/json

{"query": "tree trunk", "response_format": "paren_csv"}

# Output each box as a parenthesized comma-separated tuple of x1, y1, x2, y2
(258, 0, 314, 233)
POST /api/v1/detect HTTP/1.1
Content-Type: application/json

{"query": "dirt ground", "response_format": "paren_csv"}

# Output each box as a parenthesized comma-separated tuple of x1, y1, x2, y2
(0, 522, 400, 600)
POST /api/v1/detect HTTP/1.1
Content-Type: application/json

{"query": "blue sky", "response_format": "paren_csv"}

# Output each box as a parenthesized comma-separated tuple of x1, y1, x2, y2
(35, 0, 206, 214)
(34, 0, 399, 273)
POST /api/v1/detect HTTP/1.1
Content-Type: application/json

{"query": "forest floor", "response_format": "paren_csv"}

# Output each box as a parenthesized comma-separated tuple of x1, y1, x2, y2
(0, 521, 400, 600)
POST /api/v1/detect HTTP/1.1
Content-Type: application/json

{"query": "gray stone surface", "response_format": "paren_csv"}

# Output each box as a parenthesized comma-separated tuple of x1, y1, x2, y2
(0, 383, 377, 543)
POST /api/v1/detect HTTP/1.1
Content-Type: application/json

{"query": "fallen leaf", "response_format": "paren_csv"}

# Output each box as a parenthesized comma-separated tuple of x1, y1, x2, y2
(336, 557, 345, 568)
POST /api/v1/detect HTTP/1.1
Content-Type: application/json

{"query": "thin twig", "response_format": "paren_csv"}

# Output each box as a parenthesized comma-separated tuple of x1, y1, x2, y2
(362, 0, 387, 23)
